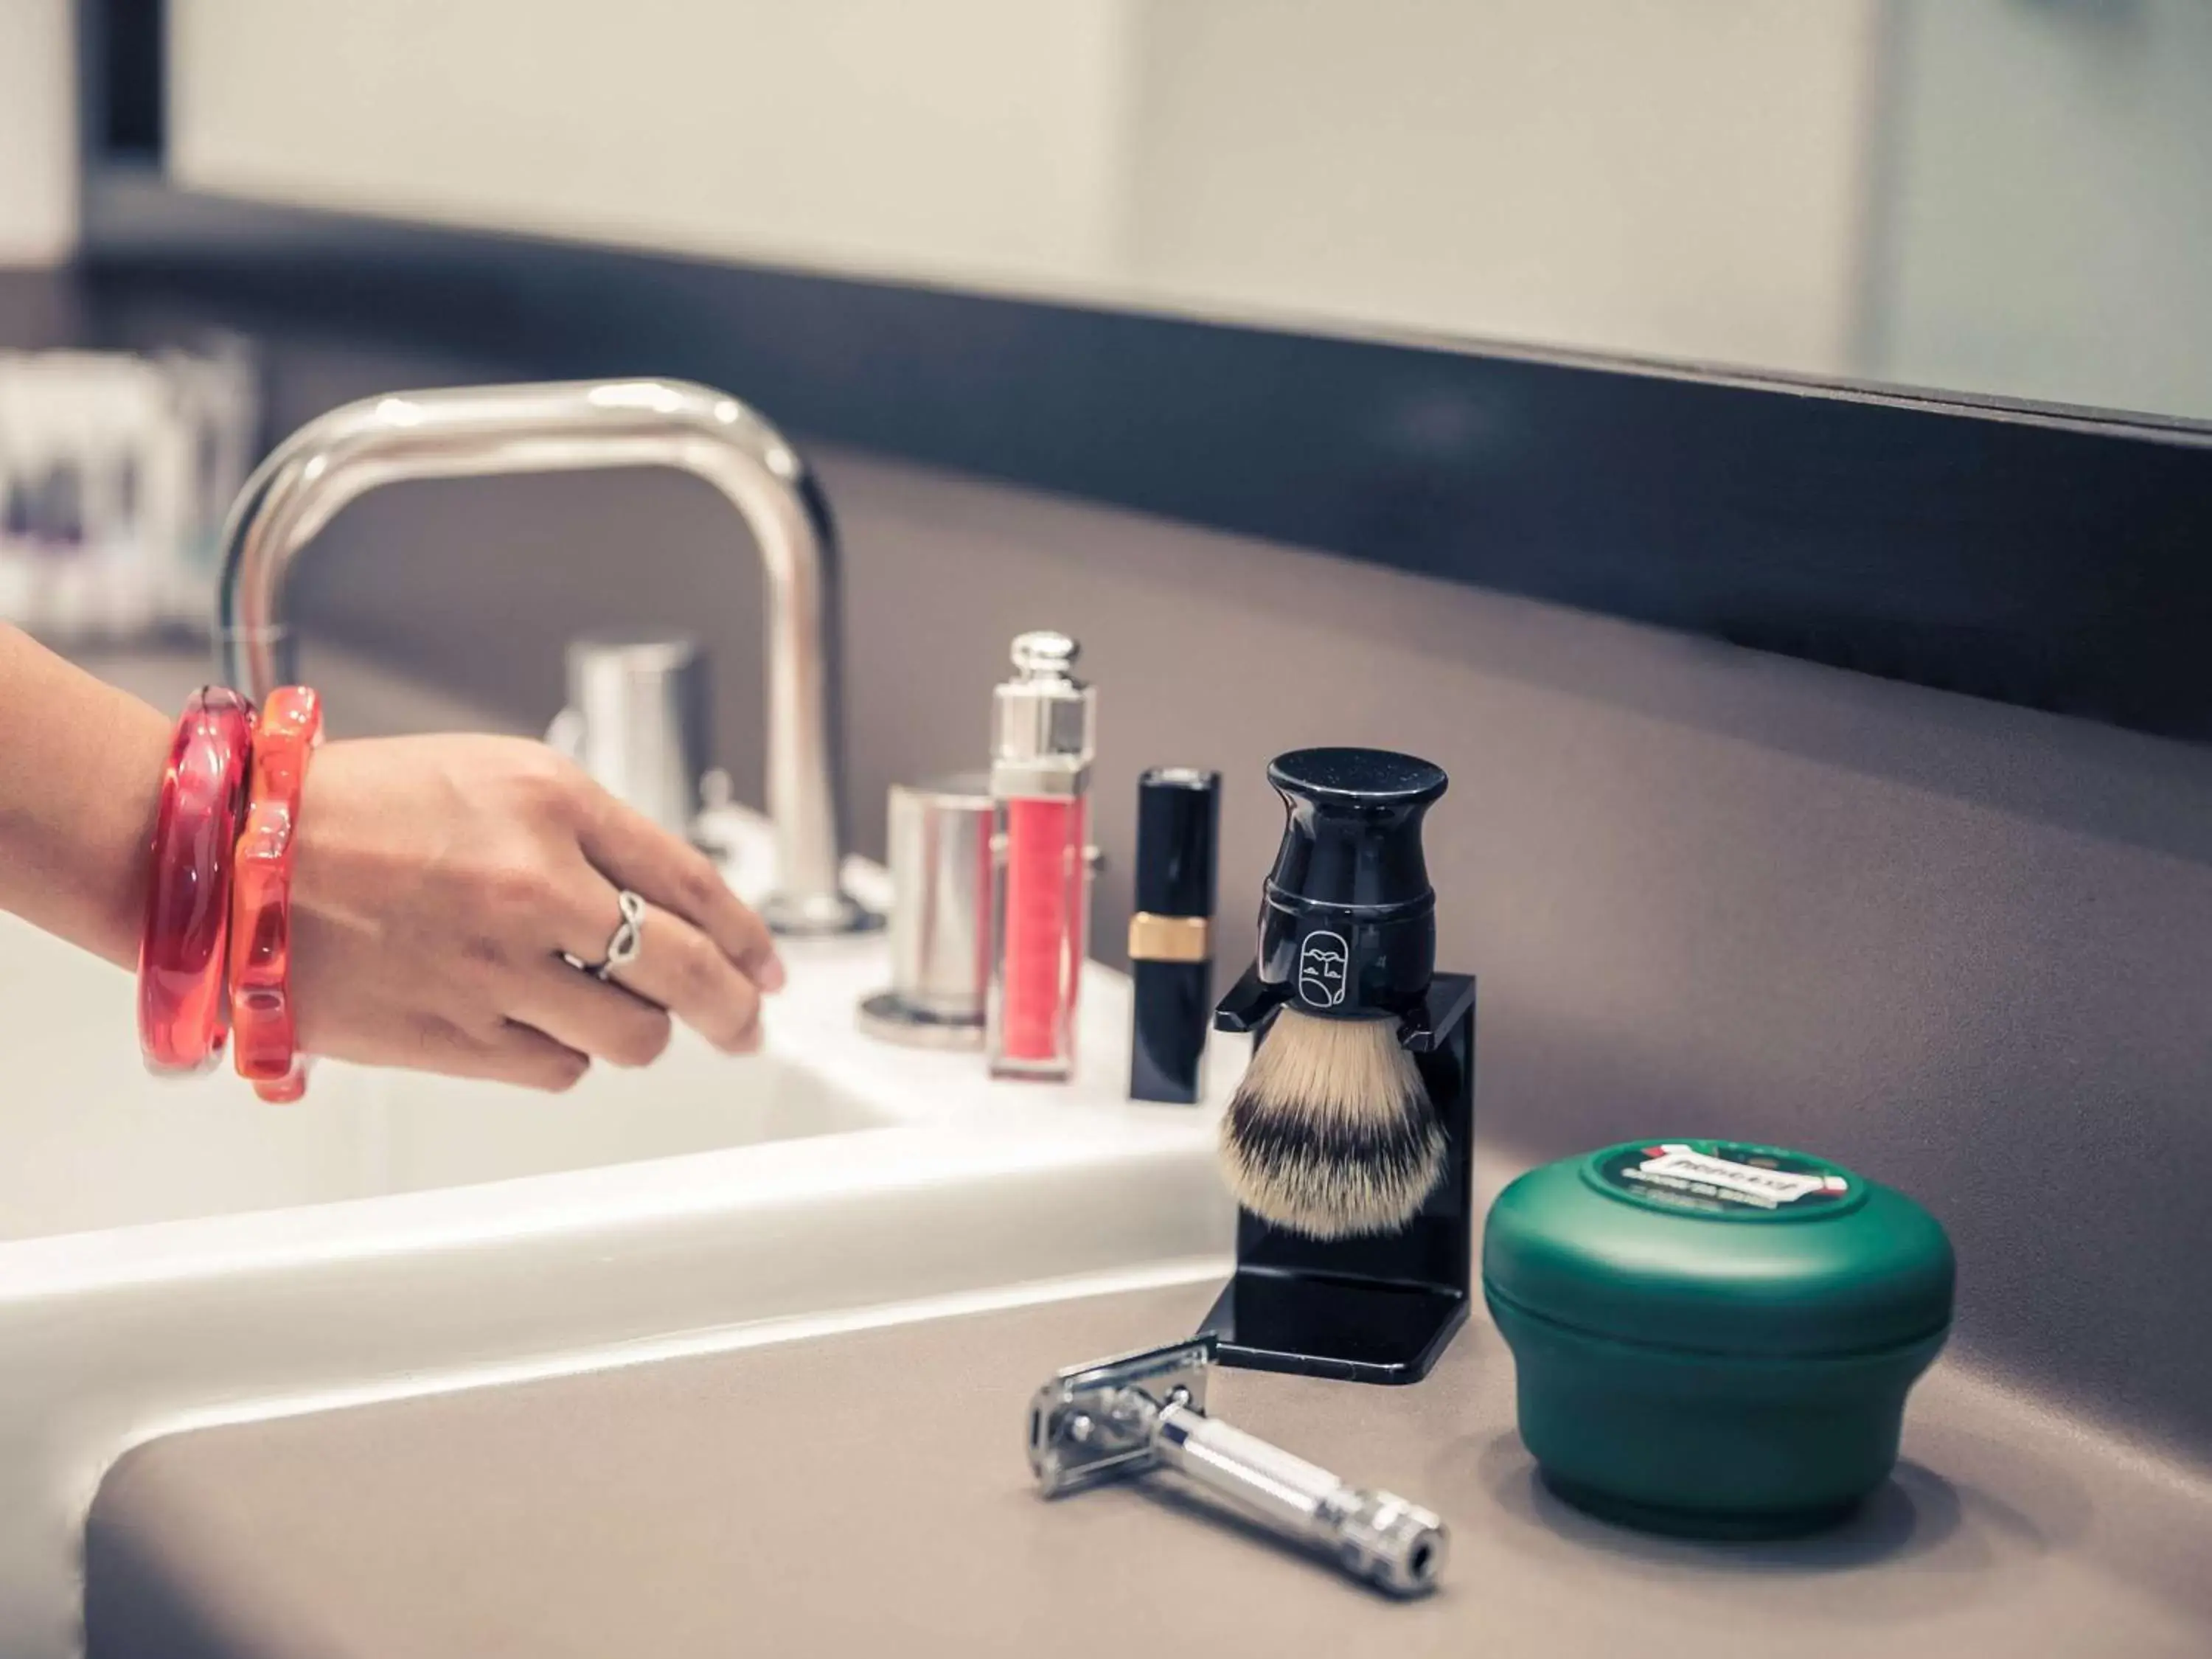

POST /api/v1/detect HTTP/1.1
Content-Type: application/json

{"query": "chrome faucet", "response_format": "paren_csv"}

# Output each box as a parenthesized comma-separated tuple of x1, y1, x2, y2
(213, 378, 874, 934)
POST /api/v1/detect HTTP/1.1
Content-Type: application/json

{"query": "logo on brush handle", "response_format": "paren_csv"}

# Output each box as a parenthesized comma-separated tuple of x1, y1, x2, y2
(1297, 930, 1350, 1008)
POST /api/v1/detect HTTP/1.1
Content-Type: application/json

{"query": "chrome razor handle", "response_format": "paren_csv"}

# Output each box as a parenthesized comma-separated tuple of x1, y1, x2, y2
(1151, 1402, 1447, 1596)
(1027, 1335, 1447, 1596)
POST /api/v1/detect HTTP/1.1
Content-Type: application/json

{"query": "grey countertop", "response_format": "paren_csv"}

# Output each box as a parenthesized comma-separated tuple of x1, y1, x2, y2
(86, 1281, 2212, 1658)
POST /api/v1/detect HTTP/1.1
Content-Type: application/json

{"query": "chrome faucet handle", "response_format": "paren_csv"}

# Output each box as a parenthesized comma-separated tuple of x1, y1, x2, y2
(857, 774, 992, 1049)
(550, 632, 711, 841)
(212, 379, 877, 934)
(1027, 1335, 1448, 1596)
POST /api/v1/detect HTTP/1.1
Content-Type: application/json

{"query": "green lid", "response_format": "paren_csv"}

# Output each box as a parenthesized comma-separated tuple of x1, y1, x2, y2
(1481, 1140, 1955, 1359)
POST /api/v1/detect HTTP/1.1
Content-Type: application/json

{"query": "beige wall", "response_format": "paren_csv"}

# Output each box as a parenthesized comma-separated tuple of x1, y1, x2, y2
(0, 0, 78, 269)
(1877, 0, 2212, 420)
(170, 0, 1879, 372)
(1125, 0, 1879, 372)
(171, 0, 1142, 290)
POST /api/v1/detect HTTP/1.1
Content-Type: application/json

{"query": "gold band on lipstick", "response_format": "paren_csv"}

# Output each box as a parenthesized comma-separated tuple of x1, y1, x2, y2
(1128, 912, 1211, 964)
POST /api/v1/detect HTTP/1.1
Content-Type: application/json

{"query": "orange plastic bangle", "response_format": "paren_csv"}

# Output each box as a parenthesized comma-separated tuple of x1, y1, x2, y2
(229, 686, 323, 1102)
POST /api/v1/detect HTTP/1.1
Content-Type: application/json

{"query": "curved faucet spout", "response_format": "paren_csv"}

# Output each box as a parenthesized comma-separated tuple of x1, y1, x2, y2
(214, 378, 872, 934)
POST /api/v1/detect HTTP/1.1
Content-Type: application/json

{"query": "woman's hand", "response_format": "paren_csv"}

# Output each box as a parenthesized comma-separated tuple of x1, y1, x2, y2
(290, 734, 785, 1091)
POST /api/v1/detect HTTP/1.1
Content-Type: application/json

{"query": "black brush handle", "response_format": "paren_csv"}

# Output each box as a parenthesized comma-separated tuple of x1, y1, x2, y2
(1256, 748, 1446, 1020)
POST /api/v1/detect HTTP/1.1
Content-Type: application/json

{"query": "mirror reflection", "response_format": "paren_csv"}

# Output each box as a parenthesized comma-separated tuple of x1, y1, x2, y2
(173, 0, 2212, 420)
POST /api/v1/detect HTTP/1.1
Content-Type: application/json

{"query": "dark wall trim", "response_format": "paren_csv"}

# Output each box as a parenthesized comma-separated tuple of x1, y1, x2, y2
(75, 173, 2212, 743)
(79, 0, 164, 163)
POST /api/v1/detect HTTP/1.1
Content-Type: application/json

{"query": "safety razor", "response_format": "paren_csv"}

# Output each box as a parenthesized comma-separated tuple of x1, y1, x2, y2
(1026, 1334, 1447, 1596)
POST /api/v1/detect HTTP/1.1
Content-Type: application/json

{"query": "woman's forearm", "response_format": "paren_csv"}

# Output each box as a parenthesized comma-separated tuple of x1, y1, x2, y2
(0, 626, 785, 1089)
(0, 627, 171, 970)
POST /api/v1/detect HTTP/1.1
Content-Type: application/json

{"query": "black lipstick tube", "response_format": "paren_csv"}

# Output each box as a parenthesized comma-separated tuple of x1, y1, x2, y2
(1127, 768, 1221, 1103)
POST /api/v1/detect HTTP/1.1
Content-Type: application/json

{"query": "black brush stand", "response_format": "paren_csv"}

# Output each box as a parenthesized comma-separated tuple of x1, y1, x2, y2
(1200, 964, 1478, 1385)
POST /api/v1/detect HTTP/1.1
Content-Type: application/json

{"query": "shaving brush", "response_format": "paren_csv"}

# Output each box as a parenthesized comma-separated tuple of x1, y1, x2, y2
(1218, 748, 1449, 1240)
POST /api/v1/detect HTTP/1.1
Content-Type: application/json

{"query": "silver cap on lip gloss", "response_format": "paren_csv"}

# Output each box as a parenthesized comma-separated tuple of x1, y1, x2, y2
(991, 631, 1096, 799)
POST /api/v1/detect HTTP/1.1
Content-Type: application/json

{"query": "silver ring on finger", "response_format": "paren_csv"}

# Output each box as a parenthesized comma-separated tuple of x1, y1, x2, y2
(574, 888, 647, 981)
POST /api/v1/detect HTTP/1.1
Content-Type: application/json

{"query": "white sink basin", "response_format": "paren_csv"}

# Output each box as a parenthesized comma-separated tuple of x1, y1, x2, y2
(0, 813, 1238, 1658)
(0, 915, 891, 1240)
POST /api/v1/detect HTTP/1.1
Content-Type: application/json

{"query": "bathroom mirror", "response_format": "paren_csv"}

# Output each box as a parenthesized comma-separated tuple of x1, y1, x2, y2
(74, 0, 2212, 745)
(161, 0, 2212, 424)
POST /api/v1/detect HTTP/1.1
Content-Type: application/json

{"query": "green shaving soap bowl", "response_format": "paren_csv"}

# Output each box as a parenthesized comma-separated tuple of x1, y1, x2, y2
(1483, 1140, 1954, 1539)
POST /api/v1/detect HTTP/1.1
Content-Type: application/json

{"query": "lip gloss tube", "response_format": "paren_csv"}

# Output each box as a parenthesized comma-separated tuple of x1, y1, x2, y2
(988, 631, 1096, 1081)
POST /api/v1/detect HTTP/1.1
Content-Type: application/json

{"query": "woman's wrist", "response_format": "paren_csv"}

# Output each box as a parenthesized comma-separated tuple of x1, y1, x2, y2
(0, 629, 173, 970)
(62, 696, 173, 970)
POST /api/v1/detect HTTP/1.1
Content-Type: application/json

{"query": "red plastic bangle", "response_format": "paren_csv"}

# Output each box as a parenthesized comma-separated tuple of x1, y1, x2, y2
(230, 686, 324, 1102)
(139, 687, 254, 1074)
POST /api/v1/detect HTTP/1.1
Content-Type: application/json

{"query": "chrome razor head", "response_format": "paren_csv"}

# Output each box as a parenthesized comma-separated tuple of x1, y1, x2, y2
(1026, 1335, 1214, 1497)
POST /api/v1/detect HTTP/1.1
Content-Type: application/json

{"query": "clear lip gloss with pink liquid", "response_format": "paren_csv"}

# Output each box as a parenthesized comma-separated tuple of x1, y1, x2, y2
(987, 631, 1096, 1081)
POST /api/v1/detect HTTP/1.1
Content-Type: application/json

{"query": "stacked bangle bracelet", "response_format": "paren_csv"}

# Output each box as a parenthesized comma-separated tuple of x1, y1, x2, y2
(139, 687, 255, 1074)
(137, 684, 322, 1097)
(229, 686, 324, 1102)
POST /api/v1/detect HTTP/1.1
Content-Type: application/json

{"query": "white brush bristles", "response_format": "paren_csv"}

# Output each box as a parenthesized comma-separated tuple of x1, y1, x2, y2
(1218, 1006, 1445, 1240)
